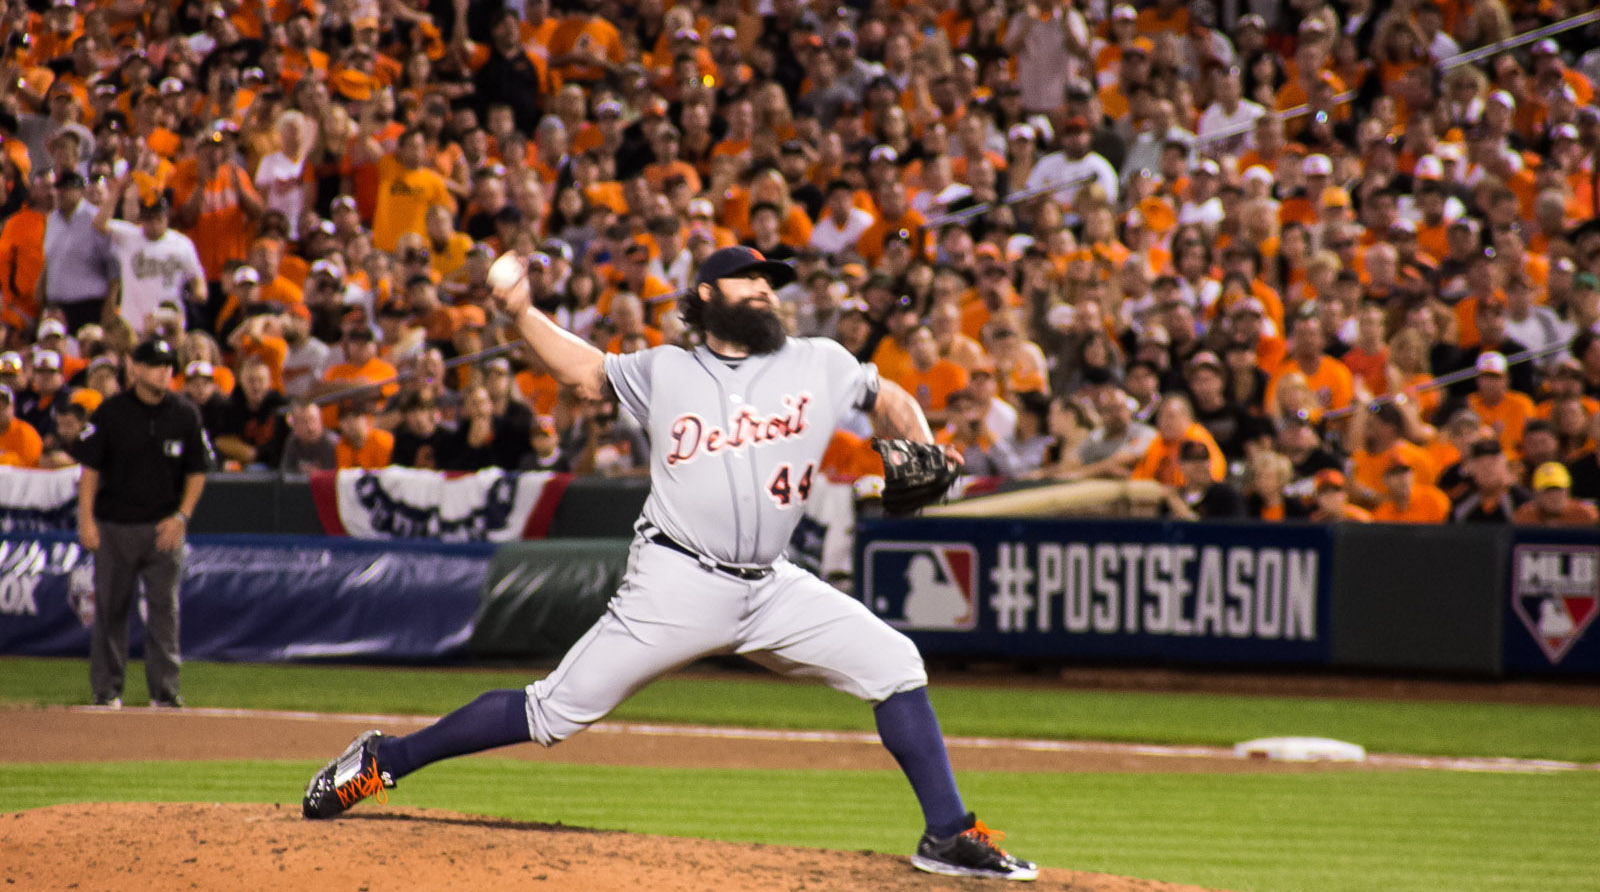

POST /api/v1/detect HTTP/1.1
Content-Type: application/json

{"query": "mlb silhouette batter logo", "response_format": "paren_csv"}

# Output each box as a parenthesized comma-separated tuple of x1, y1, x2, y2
(862, 542, 978, 631)
(1511, 544, 1599, 664)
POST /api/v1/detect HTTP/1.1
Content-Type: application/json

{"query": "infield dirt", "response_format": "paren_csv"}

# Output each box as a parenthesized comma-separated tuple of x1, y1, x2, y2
(0, 707, 1268, 891)
(2, 801, 1231, 892)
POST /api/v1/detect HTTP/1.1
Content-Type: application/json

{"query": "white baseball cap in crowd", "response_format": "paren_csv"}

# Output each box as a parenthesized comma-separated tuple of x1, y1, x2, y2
(185, 360, 215, 379)
(1046, 303, 1077, 330)
(1413, 155, 1445, 180)
(37, 318, 67, 339)
(1474, 352, 1509, 376)
(1302, 154, 1333, 176)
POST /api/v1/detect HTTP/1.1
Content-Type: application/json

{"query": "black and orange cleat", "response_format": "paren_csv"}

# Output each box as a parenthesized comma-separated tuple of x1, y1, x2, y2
(302, 730, 395, 819)
(911, 813, 1038, 881)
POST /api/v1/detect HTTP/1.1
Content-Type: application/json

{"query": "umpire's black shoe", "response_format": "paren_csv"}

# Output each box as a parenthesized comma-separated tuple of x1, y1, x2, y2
(911, 813, 1038, 881)
(302, 730, 395, 819)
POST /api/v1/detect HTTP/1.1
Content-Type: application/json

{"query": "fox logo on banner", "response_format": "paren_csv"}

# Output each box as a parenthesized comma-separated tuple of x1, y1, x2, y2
(862, 541, 978, 631)
(1512, 545, 1599, 664)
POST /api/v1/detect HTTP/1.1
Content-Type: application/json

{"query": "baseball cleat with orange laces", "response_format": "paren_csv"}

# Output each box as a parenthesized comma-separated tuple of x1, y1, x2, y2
(302, 730, 395, 819)
(911, 813, 1038, 881)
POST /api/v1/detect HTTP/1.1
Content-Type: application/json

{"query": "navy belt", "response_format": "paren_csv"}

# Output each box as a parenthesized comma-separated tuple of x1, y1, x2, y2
(648, 531, 773, 580)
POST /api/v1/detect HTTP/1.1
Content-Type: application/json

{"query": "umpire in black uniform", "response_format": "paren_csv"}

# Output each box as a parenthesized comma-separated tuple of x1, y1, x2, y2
(78, 337, 213, 708)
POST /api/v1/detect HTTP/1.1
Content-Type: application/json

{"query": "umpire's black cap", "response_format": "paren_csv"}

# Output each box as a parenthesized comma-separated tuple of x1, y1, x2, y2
(130, 337, 179, 369)
(694, 246, 796, 290)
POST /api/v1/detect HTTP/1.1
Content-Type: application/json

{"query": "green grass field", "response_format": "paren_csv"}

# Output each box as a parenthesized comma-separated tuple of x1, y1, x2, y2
(4, 657, 1599, 891)
(4, 657, 1599, 761)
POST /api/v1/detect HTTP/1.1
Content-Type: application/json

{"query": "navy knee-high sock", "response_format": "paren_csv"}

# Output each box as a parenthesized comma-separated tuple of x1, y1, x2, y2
(874, 687, 967, 839)
(377, 689, 532, 781)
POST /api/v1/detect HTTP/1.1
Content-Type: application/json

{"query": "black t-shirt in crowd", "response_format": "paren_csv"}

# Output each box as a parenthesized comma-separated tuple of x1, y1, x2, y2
(1184, 482, 1248, 519)
(1567, 453, 1600, 504)
(1192, 399, 1259, 459)
(1451, 486, 1532, 523)
(219, 389, 289, 468)
(392, 425, 458, 470)
(79, 389, 213, 523)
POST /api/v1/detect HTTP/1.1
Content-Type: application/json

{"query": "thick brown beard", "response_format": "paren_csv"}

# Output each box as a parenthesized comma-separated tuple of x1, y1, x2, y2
(702, 286, 787, 355)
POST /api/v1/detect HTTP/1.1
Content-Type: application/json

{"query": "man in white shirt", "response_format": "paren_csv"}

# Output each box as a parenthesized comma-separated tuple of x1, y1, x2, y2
(280, 304, 332, 400)
(1005, 0, 1088, 114)
(1197, 66, 1264, 157)
(93, 179, 204, 336)
(1179, 159, 1225, 233)
(1025, 116, 1118, 208)
(809, 179, 877, 259)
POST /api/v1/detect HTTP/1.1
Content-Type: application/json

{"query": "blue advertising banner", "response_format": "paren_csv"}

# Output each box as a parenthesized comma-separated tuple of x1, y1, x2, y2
(856, 517, 1334, 664)
(1503, 528, 1600, 675)
(0, 533, 493, 663)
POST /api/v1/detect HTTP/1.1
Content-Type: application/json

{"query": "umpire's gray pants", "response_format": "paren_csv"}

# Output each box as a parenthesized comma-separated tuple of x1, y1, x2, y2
(89, 520, 184, 703)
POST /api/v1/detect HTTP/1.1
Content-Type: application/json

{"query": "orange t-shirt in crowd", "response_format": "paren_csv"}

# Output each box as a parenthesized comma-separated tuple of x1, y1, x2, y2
(170, 161, 262, 283)
(855, 211, 925, 265)
(871, 337, 914, 386)
(548, 15, 626, 83)
(1266, 354, 1355, 417)
(1131, 424, 1226, 487)
(336, 427, 394, 470)
(1349, 440, 1438, 496)
(1513, 499, 1600, 526)
(1341, 346, 1388, 395)
(515, 370, 561, 416)
(820, 429, 885, 479)
(0, 206, 45, 328)
(321, 356, 400, 427)
(1536, 396, 1600, 419)
(0, 416, 42, 467)
(238, 334, 290, 391)
(1468, 391, 1536, 459)
(171, 365, 237, 397)
(1371, 484, 1451, 523)
(261, 275, 304, 307)
(893, 360, 970, 413)
(323, 357, 399, 397)
(958, 293, 1024, 342)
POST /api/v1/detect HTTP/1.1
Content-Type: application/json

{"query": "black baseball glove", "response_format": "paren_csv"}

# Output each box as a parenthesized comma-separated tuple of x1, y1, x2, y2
(872, 439, 961, 516)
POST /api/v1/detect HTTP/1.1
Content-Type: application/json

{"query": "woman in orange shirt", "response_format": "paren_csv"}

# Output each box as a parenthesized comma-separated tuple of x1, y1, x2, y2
(1373, 16, 1425, 89)
(1244, 450, 1296, 521)
(1385, 328, 1442, 423)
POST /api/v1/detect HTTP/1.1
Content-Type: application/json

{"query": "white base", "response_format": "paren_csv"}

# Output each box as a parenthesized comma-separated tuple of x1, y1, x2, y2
(1234, 736, 1367, 762)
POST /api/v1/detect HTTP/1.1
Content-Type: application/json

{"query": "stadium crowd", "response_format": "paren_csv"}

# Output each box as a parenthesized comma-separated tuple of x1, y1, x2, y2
(0, 0, 1598, 526)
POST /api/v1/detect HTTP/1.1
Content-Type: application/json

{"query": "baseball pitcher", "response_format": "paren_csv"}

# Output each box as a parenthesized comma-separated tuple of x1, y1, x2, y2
(301, 246, 1035, 881)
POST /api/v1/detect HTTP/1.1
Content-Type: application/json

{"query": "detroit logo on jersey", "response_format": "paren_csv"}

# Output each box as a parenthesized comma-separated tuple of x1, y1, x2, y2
(1512, 544, 1599, 664)
(863, 541, 978, 631)
(666, 393, 813, 466)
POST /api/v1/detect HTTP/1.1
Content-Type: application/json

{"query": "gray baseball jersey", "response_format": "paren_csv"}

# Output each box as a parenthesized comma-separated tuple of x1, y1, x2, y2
(604, 337, 879, 566)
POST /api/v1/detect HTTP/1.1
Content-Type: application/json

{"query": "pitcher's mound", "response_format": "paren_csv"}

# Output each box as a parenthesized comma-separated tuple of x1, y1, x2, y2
(2, 802, 1227, 891)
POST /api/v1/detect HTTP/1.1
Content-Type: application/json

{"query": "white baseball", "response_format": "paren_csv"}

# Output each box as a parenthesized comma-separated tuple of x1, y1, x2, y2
(487, 251, 529, 308)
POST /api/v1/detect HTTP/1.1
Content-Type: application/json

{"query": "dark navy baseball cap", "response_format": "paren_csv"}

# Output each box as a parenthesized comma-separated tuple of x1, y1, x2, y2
(130, 337, 179, 369)
(694, 246, 796, 290)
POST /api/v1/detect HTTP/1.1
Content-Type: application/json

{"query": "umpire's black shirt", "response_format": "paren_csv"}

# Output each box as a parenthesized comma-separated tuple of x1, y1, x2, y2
(79, 390, 213, 523)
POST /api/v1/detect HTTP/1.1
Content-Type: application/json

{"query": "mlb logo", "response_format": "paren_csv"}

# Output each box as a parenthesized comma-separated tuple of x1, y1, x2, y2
(1512, 545, 1600, 664)
(862, 541, 978, 631)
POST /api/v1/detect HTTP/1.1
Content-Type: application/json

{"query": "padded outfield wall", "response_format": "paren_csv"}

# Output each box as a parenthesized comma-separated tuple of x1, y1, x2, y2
(0, 472, 1596, 676)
